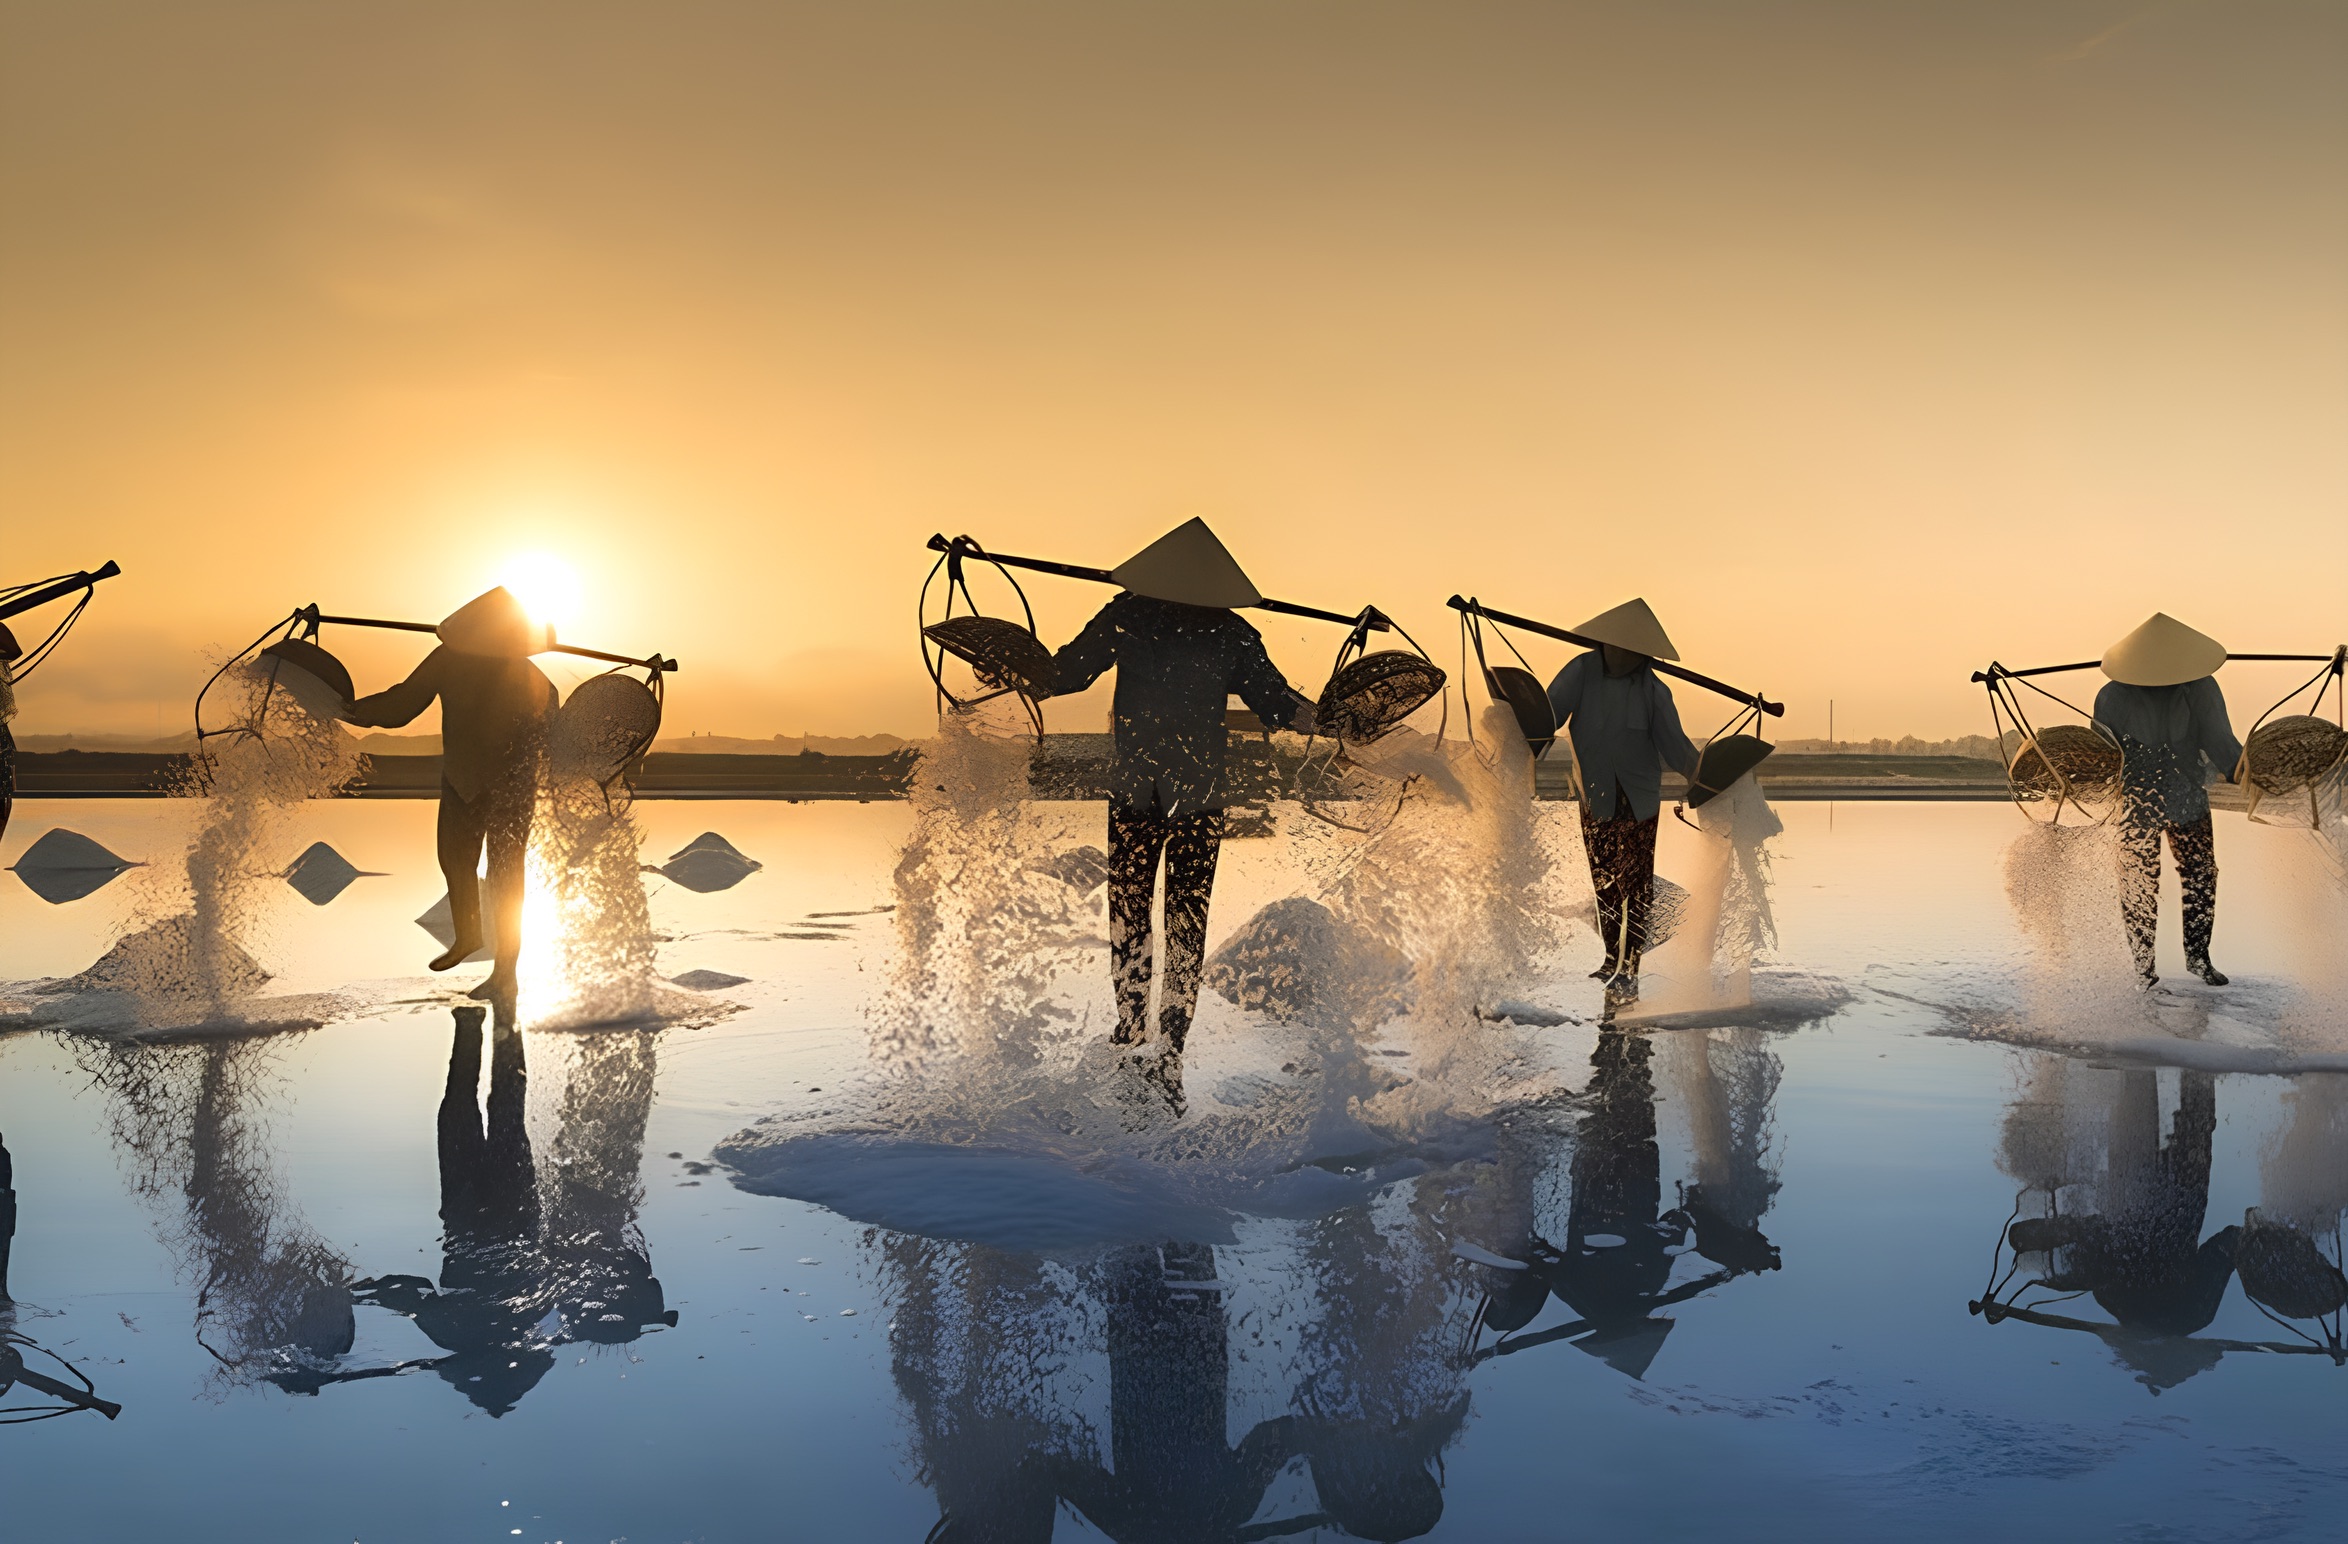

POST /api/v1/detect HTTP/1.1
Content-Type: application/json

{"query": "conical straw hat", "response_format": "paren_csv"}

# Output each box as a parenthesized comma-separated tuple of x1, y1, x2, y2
(2102, 613, 2225, 687)
(1111, 518, 1262, 609)
(1573, 597, 1679, 661)
(438, 587, 556, 658)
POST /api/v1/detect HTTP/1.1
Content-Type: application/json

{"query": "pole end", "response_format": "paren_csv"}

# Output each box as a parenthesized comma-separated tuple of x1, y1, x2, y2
(90, 560, 122, 581)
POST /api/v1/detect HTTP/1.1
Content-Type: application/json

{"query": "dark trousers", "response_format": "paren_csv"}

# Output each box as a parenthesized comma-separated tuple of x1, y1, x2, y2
(1581, 806, 1660, 972)
(438, 777, 534, 974)
(2118, 812, 2217, 977)
(1108, 802, 1225, 1048)
(1, 721, 14, 846)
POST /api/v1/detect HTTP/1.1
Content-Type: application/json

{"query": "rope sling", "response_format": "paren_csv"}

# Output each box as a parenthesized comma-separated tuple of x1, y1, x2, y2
(195, 606, 676, 802)
(1972, 648, 2347, 827)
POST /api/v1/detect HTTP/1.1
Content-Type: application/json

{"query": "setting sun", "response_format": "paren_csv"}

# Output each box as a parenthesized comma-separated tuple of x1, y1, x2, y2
(496, 551, 582, 635)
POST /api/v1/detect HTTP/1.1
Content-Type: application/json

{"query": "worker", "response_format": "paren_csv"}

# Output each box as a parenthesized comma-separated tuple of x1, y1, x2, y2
(344, 589, 556, 1006)
(1045, 520, 1317, 1075)
(2092, 613, 2240, 987)
(1546, 599, 1699, 988)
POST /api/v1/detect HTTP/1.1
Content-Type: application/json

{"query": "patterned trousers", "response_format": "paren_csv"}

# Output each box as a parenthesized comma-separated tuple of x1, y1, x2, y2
(1581, 806, 1660, 971)
(1108, 802, 1226, 1048)
(2118, 812, 2217, 978)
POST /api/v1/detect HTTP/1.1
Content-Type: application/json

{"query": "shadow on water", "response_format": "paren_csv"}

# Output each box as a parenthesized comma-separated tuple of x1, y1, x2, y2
(1973, 1057, 2348, 1388)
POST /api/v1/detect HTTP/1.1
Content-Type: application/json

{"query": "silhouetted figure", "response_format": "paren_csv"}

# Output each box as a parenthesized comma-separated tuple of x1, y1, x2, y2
(356, 1006, 552, 1411)
(1044, 522, 1314, 1064)
(2092, 613, 2241, 987)
(2005, 1070, 2238, 1391)
(1473, 1031, 1772, 1378)
(1545, 601, 1698, 988)
(346, 1005, 674, 1413)
(1050, 1243, 1300, 1543)
(344, 588, 556, 1005)
(0, 1128, 14, 1304)
(1287, 1203, 1475, 1542)
(0, 622, 18, 844)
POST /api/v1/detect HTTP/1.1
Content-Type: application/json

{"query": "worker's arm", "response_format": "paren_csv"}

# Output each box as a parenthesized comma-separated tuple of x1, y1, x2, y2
(1652, 678, 1701, 777)
(1544, 652, 1590, 731)
(1045, 596, 1125, 699)
(2191, 678, 2244, 782)
(343, 649, 446, 729)
(1230, 622, 1308, 732)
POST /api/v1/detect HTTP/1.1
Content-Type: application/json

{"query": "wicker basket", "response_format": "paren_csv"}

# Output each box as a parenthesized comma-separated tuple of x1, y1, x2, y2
(1317, 651, 1446, 745)
(2242, 714, 2347, 797)
(2008, 723, 2120, 802)
(922, 616, 1059, 696)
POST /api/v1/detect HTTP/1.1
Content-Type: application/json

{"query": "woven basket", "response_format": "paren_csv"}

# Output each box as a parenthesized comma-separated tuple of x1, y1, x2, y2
(2008, 723, 2120, 801)
(2243, 714, 2347, 797)
(551, 673, 661, 783)
(922, 616, 1059, 697)
(1317, 651, 1446, 745)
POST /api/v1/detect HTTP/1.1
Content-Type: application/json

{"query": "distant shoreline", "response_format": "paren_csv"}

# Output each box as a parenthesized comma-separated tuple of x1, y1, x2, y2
(11, 748, 2020, 803)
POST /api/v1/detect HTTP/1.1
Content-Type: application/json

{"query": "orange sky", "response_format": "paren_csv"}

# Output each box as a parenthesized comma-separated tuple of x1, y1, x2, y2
(4, 1, 2342, 743)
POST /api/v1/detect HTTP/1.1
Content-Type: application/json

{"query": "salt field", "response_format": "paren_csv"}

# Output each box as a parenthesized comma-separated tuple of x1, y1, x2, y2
(3, 793, 2345, 1542)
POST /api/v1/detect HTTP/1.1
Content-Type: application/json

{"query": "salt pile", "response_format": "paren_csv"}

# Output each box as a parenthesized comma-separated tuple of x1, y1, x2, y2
(656, 833, 762, 894)
(282, 841, 381, 906)
(7, 827, 141, 904)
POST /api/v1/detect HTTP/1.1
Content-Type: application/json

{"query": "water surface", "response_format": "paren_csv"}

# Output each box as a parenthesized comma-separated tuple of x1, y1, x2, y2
(3, 799, 2345, 1542)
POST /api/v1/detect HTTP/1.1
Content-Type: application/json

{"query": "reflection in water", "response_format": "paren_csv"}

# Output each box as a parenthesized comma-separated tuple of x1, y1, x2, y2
(1, 1128, 123, 1423)
(319, 1007, 678, 1413)
(73, 1037, 358, 1389)
(1467, 1028, 1782, 1378)
(68, 1008, 674, 1409)
(877, 1026, 1788, 1541)
(881, 1179, 1489, 1542)
(1977, 1057, 2347, 1384)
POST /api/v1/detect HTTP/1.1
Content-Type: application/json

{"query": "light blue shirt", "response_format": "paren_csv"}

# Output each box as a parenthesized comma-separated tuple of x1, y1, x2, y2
(2092, 676, 2241, 826)
(1546, 651, 1700, 822)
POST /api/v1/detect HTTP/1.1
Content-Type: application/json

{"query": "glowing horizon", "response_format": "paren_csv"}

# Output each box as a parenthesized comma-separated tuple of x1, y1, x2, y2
(3, 3, 2342, 746)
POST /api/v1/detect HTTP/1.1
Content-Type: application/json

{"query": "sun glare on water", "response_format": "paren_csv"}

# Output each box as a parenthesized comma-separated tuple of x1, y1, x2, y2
(497, 551, 582, 635)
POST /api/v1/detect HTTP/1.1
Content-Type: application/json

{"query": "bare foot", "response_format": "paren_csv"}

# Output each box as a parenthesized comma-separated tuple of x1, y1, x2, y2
(429, 940, 483, 972)
(467, 968, 516, 1003)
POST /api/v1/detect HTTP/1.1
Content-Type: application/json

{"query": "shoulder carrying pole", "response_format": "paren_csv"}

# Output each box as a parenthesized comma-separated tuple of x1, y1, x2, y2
(0, 561, 120, 623)
(1445, 595, 1783, 716)
(293, 606, 679, 674)
(927, 533, 1388, 633)
(1971, 649, 2343, 687)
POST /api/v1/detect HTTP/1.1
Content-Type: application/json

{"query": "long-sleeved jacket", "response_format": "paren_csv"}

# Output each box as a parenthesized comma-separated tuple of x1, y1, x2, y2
(346, 646, 556, 805)
(1545, 651, 1699, 823)
(1050, 593, 1302, 818)
(2092, 677, 2240, 826)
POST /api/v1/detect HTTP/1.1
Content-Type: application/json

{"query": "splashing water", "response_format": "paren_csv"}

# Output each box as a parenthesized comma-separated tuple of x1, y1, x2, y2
(1635, 776, 1781, 1018)
(875, 709, 1098, 1069)
(2000, 821, 2132, 1019)
(43, 664, 366, 1032)
(2268, 801, 2348, 1056)
(522, 765, 662, 1029)
(727, 705, 1595, 1249)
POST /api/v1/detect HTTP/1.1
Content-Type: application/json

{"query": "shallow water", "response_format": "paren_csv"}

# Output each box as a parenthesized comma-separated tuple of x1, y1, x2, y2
(3, 798, 2346, 1542)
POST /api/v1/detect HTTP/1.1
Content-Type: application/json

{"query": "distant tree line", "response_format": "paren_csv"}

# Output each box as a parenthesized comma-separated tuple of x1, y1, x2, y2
(1776, 733, 2016, 761)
